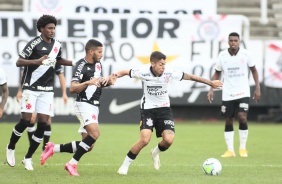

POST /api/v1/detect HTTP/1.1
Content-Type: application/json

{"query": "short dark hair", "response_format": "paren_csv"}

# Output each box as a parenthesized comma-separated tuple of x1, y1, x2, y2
(85, 39, 103, 52)
(229, 32, 240, 39)
(150, 51, 166, 62)
(36, 15, 57, 32)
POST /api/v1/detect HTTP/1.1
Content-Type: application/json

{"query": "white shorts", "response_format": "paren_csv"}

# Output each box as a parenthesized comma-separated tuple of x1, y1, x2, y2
(74, 101, 99, 134)
(21, 89, 54, 116)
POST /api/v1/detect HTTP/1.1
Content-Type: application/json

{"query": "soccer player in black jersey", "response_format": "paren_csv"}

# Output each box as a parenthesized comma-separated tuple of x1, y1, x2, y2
(16, 65, 68, 151)
(6, 15, 74, 170)
(40, 39, 117, 176)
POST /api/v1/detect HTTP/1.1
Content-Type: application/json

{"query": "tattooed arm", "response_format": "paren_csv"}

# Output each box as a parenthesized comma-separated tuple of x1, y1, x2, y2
(183, 73, 222, 89)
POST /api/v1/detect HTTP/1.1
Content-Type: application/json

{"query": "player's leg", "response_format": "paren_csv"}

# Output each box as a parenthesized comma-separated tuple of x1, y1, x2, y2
(64, 123, 98, 176)
(41, 127, 86, 165)
(64, 102, 98, 176)
(151, 107, 175, 170)
(22, 91, 53, 170)
(118, 108, 154, 175)
(6, 89, 36, 167)
(42, 117, 52, 151)
(117, 129, 152, 175)
(221, 100, 236, 157)
(27, 113, 36, 144)
(237, 97, 249, 157)
(23, 113, 48, 170)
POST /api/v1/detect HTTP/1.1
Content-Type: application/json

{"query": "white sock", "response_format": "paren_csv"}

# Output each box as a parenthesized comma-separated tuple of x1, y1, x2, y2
(224, 131, 234, 152)
(122, 156, 133, 167)
(69, 158, 78, 165)
(152, 146, 161, 156)
(239, 129, 248, 150)
(53, 145, 60, 153)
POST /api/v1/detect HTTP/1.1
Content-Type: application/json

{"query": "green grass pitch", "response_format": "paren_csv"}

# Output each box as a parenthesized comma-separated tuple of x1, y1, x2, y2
(0, 121, 281, 184)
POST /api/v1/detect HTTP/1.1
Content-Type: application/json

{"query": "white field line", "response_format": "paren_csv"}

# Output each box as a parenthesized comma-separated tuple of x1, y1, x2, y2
(36, 163, 282, 167)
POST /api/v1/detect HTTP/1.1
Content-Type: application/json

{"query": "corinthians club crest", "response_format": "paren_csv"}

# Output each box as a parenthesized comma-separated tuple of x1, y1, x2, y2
(197, 20, 219, 41)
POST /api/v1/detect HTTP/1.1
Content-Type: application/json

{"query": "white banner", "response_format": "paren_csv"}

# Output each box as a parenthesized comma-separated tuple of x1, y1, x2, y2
(24, 0, 217, 16)
(0, 12, 246, 91)
(264, 41, 282, 88)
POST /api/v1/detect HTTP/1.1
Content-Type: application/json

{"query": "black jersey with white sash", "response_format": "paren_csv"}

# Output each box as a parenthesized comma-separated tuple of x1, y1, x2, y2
(71, 58, 103, 106)
(19, 36, 62, 92)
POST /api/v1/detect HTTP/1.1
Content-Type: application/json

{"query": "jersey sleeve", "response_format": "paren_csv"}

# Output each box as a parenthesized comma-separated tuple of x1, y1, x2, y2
(18, 38, 38, 59)
(71, 61, 84, 83)
(246, 50, 255, 67)
(0, 68, 7, 85)
(55, 65, 64, 75)
(129, 69, 142, 79)
(171, 70, 184, 81)
(214, 52, 223, 72)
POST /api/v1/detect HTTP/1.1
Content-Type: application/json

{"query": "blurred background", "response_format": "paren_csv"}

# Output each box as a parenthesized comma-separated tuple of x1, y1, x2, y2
(0, 0, 282, 123)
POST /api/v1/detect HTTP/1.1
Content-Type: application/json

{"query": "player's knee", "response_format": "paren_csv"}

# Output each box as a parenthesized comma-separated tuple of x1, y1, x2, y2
(238, 116, 247, 124)
(164, 137, 174, 146)
(88, 130, 100, 140)
(139, 137, 150, 147)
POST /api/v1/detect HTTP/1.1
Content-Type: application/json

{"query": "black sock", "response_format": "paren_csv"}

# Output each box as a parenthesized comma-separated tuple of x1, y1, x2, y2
(73, 135, 95, 161)
(127, 151, 137, 160)
(158, 143, 168, 152)
(25, 122, 46, 158)
(26, 123, 35, 145)
(8, 119, 30, 149)
(239, 122, 248, 130)
(60, 141, 80, 153)
(42, 125, 51, 151)
(225, 124, 234, 132)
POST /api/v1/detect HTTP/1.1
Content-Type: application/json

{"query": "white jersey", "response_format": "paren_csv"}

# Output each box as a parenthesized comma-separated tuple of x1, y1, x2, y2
(130, 66, 183, 109)
(0, 67, 7, 85)
(215, 48, 255, 101)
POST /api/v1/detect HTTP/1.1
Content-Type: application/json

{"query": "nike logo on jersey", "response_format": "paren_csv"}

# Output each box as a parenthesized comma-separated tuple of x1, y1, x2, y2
(109, 99, 140, 114)
(42, 47, 47, 50)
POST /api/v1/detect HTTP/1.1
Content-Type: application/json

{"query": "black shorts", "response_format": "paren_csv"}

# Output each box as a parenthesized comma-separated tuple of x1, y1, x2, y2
(221, 97, 249, 118)
(140, 107, 175, 138)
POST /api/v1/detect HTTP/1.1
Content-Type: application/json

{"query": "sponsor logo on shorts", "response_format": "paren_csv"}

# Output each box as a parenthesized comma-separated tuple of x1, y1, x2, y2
(164, 120, 174, 128)
(239, 103, 249, 111)
(221, 105, 226, 113)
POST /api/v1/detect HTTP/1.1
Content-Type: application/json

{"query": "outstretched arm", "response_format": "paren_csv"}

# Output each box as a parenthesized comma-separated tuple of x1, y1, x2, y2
(57, 58, 75, 66)
(183, 73, 222, 89)
(114, 70, 130, 78)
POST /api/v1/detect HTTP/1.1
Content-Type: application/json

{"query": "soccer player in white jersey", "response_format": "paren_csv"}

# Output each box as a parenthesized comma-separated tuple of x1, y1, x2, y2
(0, 67, 9, 119)
(115, 51, 223, 175)
(6, 15, 74, 170)
(40, 39, 117, 176)
(207, 32, 261, 158)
